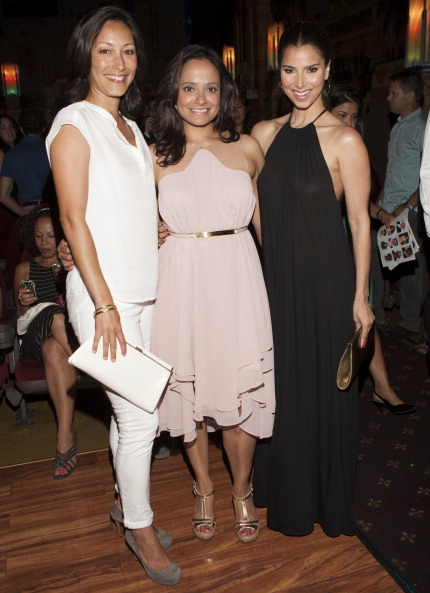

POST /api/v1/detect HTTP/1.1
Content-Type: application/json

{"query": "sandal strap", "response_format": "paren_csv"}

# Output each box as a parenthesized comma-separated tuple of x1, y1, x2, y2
(193, 482, 215, 521)
(193, 482, 215, 500)
(53, 444, 76, 469)
(53, 436, 77, 478)
(192, 482, 216, 540)
(232, 487, 254, 523)
(192, 517, 216, 528)
(235, 519, 259, 531)
(232, 487, 253, 503)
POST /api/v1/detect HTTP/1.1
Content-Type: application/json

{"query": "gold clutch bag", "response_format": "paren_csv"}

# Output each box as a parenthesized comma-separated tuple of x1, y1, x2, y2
(336, 325, 375, 391)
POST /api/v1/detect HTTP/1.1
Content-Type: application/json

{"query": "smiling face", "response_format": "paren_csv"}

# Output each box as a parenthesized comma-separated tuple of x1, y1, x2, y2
(34, 217, 57, 259)
(280, 44, 330, 110)
(87, 20, 137, 104)
(176, 59, 221, 128)
(0, 116, 17, 148)
(331, 101, 360, 129)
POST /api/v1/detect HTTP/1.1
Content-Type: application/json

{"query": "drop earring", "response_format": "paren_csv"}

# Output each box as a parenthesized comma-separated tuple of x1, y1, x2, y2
(323, 78, 331, 99)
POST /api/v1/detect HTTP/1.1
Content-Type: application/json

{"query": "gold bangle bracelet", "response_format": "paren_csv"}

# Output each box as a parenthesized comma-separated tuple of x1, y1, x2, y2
(94, 303, 116, 313)
(93, 305, 117, 318)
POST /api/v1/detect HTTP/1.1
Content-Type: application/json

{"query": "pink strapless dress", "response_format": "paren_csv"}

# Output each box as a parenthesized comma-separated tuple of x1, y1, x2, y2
(151, 150, 275, 442)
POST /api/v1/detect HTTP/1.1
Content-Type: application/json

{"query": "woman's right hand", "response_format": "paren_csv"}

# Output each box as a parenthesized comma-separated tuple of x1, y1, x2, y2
(57, 239, 75, 271)
(93, 307, 126, 362)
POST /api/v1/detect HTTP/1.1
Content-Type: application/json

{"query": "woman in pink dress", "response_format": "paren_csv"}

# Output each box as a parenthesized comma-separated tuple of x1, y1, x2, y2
(151, 45, 275, 543)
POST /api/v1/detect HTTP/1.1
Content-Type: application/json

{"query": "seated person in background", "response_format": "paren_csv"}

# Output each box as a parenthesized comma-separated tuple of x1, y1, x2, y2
(14, 204, 78, 479)
(0, 108, 54, 217)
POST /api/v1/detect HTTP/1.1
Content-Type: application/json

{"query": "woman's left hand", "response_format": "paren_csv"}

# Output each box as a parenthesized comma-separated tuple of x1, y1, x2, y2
(158, 220, 169, 247)
(353, 300, 375, 348)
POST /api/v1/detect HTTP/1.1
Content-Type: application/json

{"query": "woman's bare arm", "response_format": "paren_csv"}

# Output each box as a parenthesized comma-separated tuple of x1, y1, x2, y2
(339, 127, 374, 346)
(242, 134, 265, 245)
(50, 124, 125, 360)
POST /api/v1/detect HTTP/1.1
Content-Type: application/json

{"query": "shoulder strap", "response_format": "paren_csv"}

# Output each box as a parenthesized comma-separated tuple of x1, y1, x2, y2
(311, 108, 327, 125)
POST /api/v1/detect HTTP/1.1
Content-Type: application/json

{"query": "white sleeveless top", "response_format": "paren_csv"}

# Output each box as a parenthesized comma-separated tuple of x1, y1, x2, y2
(46, 101, 157, 303)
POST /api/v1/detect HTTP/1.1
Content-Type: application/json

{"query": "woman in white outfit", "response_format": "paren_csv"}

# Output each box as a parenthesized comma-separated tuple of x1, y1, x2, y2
(46, 6, 181, 586)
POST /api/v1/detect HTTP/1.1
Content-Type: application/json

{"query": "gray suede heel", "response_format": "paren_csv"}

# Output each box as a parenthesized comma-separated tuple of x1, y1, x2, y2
(124, 529, 182, 586)
(109, 502, 172, 549)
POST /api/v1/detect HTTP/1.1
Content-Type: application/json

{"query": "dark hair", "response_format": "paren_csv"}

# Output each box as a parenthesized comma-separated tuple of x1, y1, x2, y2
(329, 83, 364, 136)
(21, 203, 63, 256)
(278, 21, 331, 105)
(235, 94, 259, 135)
(390, 70, 424, 107)
(153, 45, 239, 167)
(18, 108, 46, 136)
(65, 5, 146, 120)
(0, 113, 21, 152)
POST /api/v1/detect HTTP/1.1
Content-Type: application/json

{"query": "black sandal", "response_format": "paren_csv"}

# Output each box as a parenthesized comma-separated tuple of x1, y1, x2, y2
(52, 433, 77, 480)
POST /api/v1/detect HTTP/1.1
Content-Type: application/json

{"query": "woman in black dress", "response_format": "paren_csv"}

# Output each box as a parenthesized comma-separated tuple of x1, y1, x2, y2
(252, 22, 374, 537)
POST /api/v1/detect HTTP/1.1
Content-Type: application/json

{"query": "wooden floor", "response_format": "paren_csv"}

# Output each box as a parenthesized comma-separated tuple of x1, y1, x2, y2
(0, 445, 402, 593)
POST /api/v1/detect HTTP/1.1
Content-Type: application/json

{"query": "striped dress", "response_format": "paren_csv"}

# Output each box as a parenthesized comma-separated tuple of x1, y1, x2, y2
(20, 260, 64, 360)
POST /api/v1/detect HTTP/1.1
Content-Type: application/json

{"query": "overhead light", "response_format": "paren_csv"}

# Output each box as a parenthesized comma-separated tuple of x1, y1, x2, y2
(1, 63, 20, 96)
(406, 0, 430, 72)
(267, 22, 284, 72)
(223, 45, 235, 80)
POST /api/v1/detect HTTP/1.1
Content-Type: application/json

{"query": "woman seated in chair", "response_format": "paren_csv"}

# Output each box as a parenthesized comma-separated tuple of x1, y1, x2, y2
(14, 204, 78, 479)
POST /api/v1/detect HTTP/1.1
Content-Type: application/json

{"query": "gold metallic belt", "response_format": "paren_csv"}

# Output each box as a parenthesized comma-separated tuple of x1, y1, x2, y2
(169, 226, 248, 238)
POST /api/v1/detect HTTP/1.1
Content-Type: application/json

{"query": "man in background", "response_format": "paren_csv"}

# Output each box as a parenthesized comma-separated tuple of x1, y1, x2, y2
(372, 70, 428, 339)
(0, 108, 53, 216)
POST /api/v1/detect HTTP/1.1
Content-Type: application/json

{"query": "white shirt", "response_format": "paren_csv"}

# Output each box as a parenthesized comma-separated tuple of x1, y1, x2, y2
(420, 115, 430, 237)
(46, 101, 158, 302)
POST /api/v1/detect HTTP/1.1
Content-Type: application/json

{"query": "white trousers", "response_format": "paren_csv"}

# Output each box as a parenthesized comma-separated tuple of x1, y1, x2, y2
(67, 270, 158, 529)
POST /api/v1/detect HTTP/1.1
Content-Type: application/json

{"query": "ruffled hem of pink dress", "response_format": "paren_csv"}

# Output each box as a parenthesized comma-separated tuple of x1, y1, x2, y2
(157, 348, 275, 443)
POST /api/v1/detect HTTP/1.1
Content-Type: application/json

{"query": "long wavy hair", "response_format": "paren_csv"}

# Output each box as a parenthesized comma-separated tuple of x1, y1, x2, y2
(154, 45, 239, 167)
(65, 5, 146, 120)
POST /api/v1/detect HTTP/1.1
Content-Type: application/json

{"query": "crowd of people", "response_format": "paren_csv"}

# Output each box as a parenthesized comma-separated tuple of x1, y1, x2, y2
(0, 5, 427, 587)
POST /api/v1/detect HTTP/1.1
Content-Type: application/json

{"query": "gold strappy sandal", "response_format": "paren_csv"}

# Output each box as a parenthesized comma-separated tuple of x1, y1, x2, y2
(192, 483, 216, 541)
(232, 488, 260, 544)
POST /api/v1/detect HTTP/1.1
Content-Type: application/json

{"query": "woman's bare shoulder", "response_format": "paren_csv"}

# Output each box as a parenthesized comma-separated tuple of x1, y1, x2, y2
(251, 114, 289, 154)
(253, 114, 289, 135)
(15, 260, 30, 279)
(239, 132, 264, 153)
(319, 111, 363, 148)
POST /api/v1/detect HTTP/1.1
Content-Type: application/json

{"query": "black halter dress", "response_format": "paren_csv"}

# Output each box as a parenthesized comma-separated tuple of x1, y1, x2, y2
(253, 111, 358, 537)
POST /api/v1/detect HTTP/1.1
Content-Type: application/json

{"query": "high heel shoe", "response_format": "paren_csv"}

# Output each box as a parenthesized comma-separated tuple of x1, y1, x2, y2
(372, 391, 417, 415)
(124, 529, 182, 586)
(192, 483, 216, 541)
(110, 502, 172, 549)
(52, 432, 77, 480)
(232, 488, 260, 544)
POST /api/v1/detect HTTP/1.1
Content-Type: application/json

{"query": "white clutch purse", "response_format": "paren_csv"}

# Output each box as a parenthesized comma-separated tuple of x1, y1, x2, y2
(68, 336, 172, 413)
